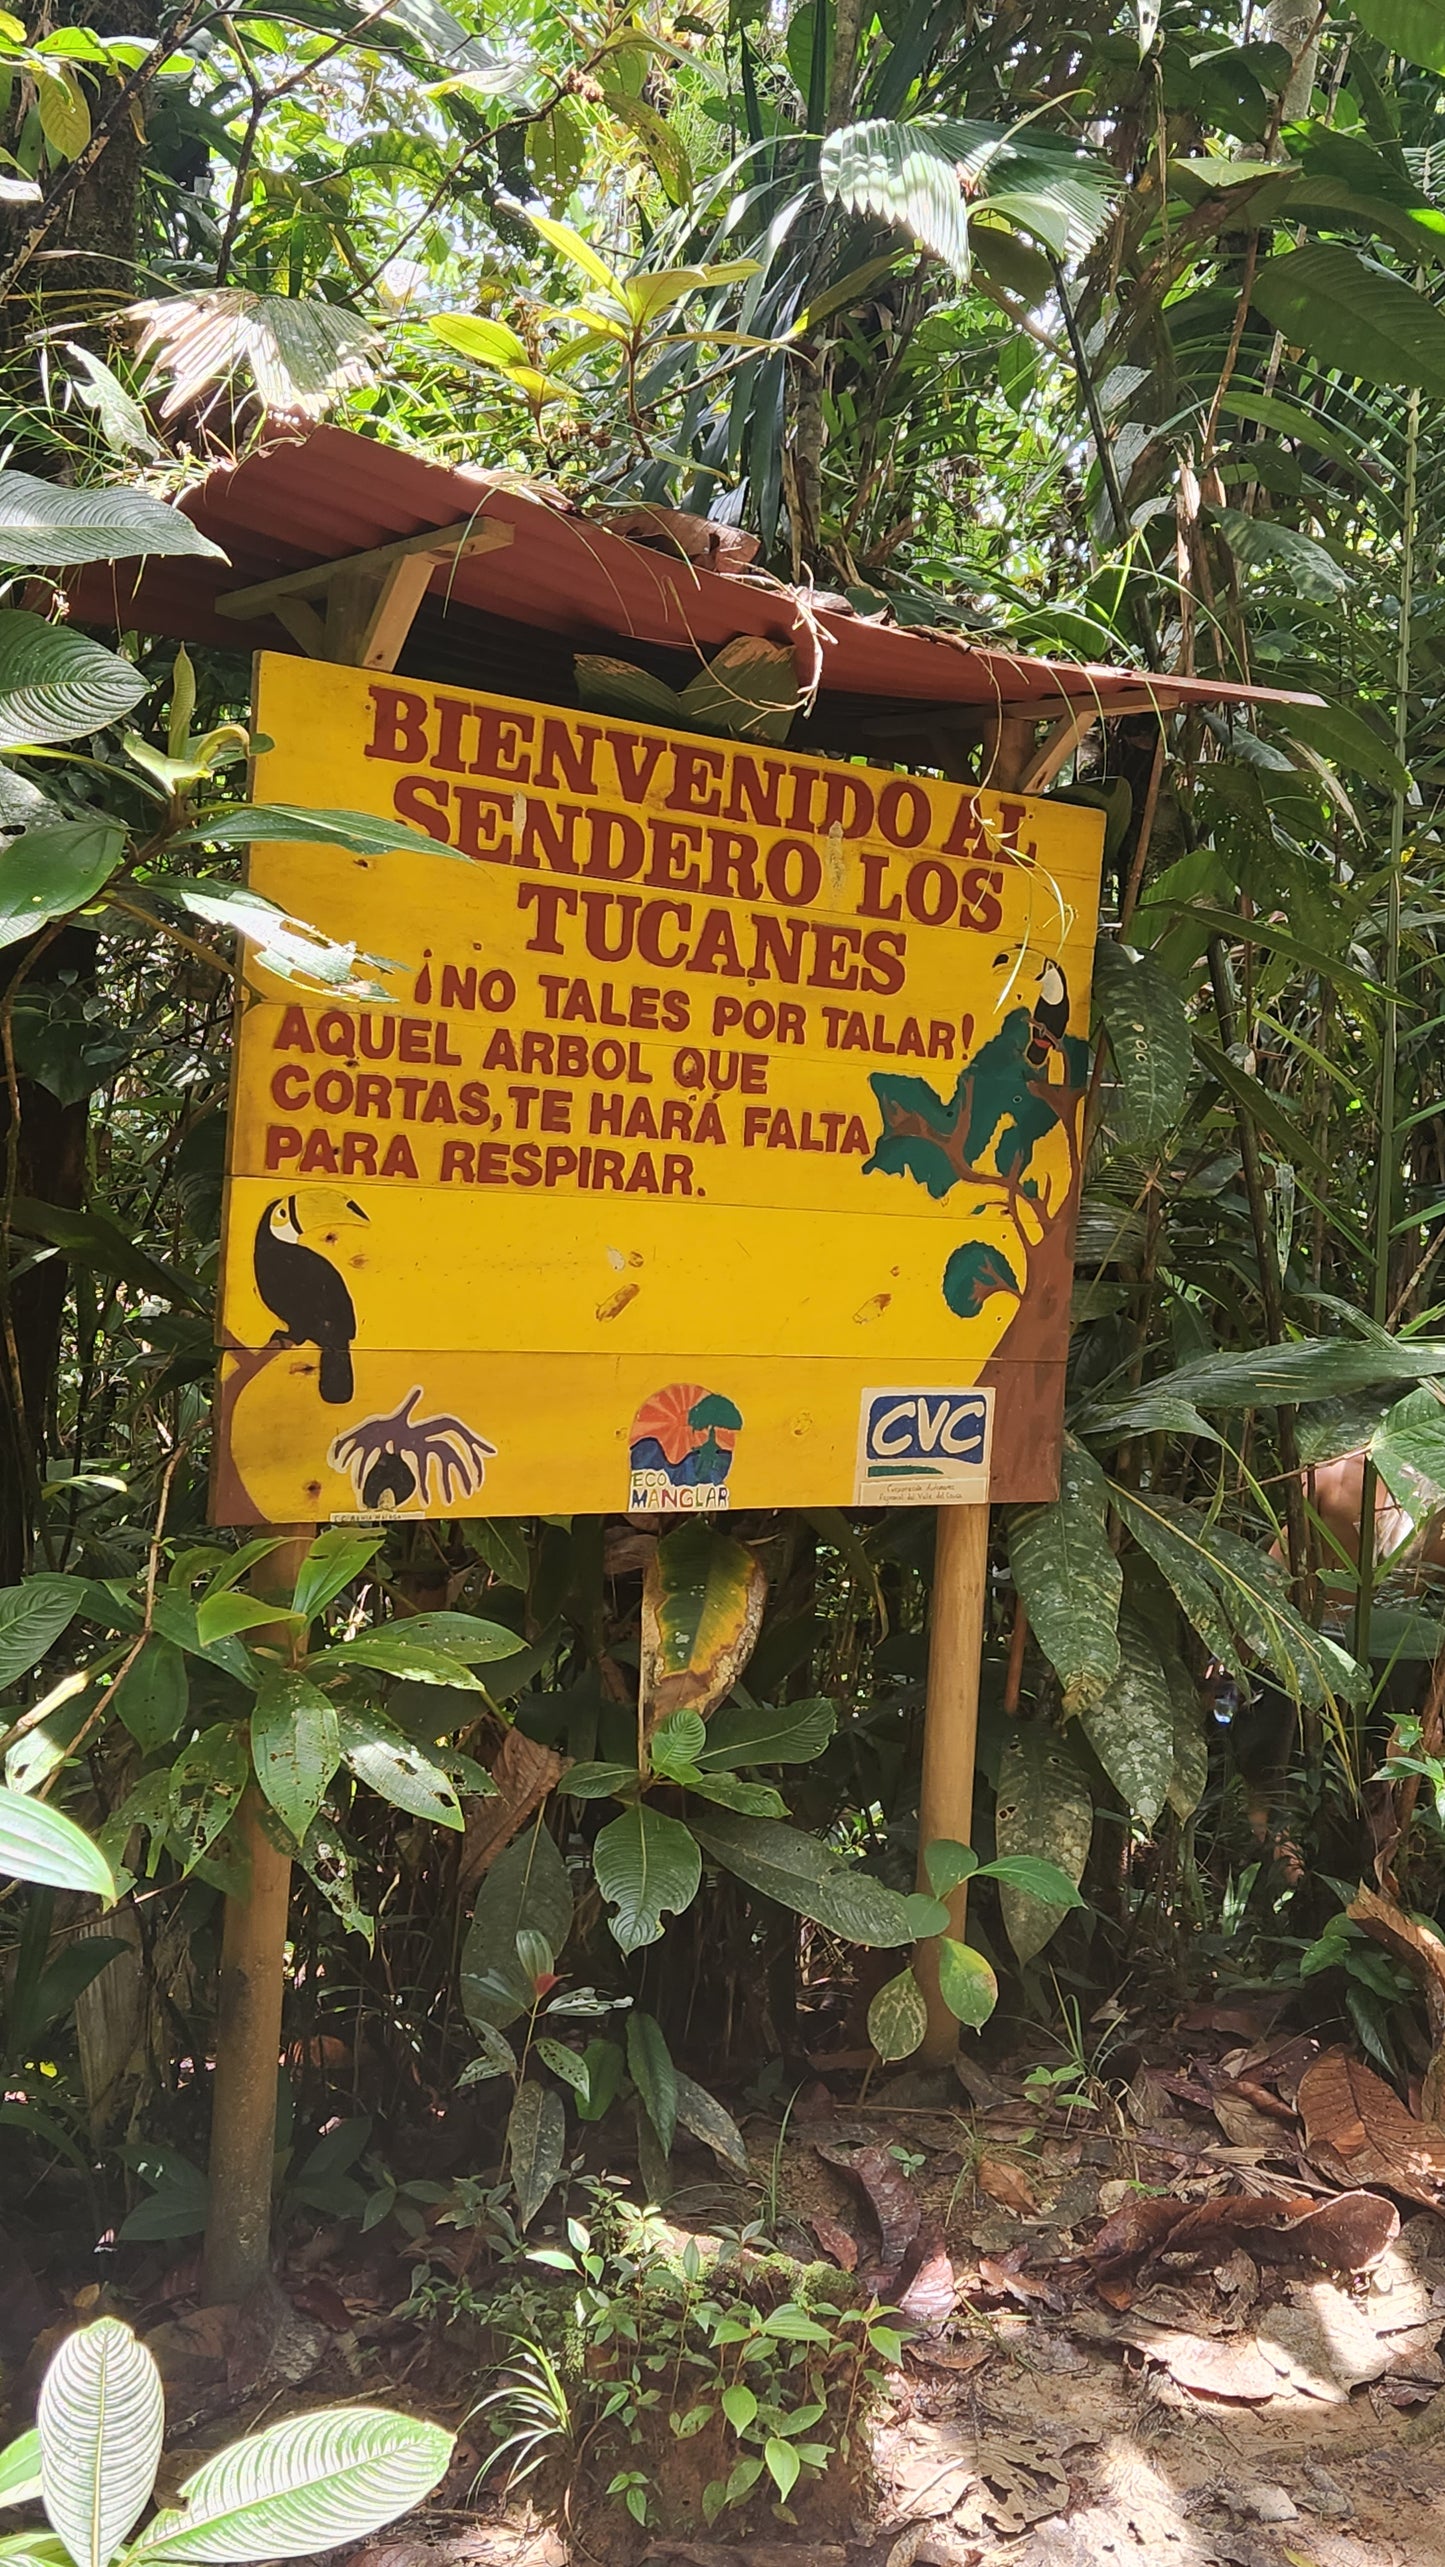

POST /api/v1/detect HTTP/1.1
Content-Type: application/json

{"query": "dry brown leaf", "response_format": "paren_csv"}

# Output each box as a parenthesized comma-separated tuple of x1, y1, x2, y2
(978, 2154, 1039, 2214)
(815, 2140, 921, 2270)
(1298, 2048, 1445, 2208)
(457, 1729, 567, 1901)
(1118, 2320, 1281, 2400)
(807, 2212, 859, 2271)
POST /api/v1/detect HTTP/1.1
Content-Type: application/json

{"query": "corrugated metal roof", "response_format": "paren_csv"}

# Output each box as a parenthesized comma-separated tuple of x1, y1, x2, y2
(68, 421, 1318, 725)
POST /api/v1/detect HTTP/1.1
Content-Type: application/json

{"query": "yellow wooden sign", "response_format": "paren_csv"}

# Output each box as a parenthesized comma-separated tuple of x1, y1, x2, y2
(212, 654, 1105, 1524)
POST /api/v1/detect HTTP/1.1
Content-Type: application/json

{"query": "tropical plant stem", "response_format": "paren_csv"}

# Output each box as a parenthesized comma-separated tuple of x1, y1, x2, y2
(1355, 378, 1419, 1670)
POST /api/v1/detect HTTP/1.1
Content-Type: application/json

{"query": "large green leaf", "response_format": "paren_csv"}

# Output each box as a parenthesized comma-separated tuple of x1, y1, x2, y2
(1092, 937, 1192, 1147)
(1212, 506, 1351, 600)
(0, 2428, 42, 2508)
(1077, 1617, 1175, 1828)
(1252, 242, 1445, 392)
(309, 1634, 482, 1688)
(673, 2070, 749, 2173)
(250, 1669, 340, 1843)
(1116, 1488, 1364, 1707)
(690, 1807, 914, 1945)
(0, 820, 127, 945)
(821, 117, 971, 272)
(132, 2407, 453, 2561)
(6, 1197, 202, 1307)
(377, 1611, 527, 1664)
(867, 1966, 927, 2060)
(289, 1532, 384, 1622)
(175, 805, 470, 861)
(626, 2010, 677, 2154)
(0, 472, 223, 566)
(679, 638, 799, 747)
(1370, 1385, 1445, 1517)
(506, 2081, 565, 2230)
(1348, 0, 1445, 71)
(993, 1725, 1093, 1963)
(641, 1526, 766, 1729)
(37, 2320, 162, 2567)
(1007, 1439, 1122, 1712)
(692, 1695, 836, 1770)
(0, 620, 147, 751)
(1165, 1657, 1209, 1821)
(936, 1937, 999, 2028)
(1154, 1330, 1445, 1410)
(459, 1824, 573, 2029)
(0, 1574, 86, 1686)
(109, 1632, 191, 1755)
(593, 1803, 702, 1952)
(0, 1787, 114, 1899)
(338, 1710, 463, 1831)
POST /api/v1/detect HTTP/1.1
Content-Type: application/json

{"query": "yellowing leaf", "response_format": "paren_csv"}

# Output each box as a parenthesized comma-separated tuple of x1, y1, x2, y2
(641, 1524, 766, 1730)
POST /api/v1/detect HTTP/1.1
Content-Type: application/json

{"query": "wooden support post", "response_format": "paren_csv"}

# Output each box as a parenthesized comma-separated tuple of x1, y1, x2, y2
(202, 1526, 311, 2304)
(915, 1502, 990, 2065)
(912, 714, 1034, 2070)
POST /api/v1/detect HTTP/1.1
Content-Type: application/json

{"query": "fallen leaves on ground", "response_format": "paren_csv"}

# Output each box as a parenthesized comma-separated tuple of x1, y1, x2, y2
(1298, 2048, 1445, 2208)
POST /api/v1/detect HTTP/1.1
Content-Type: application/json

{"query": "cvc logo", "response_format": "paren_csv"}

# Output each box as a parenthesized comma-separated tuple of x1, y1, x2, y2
(862, 1389, 991, 1477)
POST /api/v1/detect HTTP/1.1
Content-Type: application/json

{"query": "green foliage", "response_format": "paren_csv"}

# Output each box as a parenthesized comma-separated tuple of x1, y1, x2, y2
(5, 2320, 451, 2567)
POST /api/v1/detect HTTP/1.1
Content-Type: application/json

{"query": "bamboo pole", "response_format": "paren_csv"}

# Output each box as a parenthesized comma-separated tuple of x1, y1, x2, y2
(202, 1526, 311, 2303)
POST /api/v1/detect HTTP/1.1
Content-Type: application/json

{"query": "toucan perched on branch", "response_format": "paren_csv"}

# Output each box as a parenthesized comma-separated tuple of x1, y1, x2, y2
(253, 1189, 366, 1403)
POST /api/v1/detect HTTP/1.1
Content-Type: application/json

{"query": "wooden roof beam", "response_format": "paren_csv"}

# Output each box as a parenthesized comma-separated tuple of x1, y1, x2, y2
(215, 515, 514, 674)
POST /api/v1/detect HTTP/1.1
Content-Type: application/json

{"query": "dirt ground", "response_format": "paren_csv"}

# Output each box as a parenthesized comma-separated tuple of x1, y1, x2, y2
(12, 2004, 1445, 2567)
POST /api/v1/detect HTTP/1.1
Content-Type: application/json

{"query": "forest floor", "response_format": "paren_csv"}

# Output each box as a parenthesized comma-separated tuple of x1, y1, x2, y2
(9, 1996, 1445, 2566)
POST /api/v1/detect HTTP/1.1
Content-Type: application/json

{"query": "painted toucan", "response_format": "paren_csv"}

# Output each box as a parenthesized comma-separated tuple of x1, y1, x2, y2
(1026, 960, 1070, 1069)
(253, 1190, 366, 1404)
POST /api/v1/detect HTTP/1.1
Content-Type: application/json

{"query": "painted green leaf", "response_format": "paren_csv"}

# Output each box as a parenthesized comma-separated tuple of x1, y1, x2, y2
(459, 1824, 573, 2029)
(993, 1724, 1093, 1964)
(250, 1669, 340, 1845)
(626, 2009, 677, 2154)
(507, 2081, 566, 2228)
(1092, 936, 1192, 1147)
(0, 818, 128, 942)
(1078, 1617, 1175, 1828)
(867, 1966, 927, 2061)
(936, 1937, 998, 2028)
(641, 1526, 767, 1728)
(593, 1803, 701, 1953)
(1007, 1437, 1122, 1711)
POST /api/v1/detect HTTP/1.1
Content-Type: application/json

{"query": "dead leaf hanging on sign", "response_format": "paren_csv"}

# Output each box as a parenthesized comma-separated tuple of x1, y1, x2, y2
(1298, 2049, 1445, 2209)
(640, 1524, 767, 1732)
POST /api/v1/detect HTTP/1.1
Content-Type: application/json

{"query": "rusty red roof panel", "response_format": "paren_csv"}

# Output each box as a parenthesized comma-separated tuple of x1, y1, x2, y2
(68, 422, 1318, 719)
